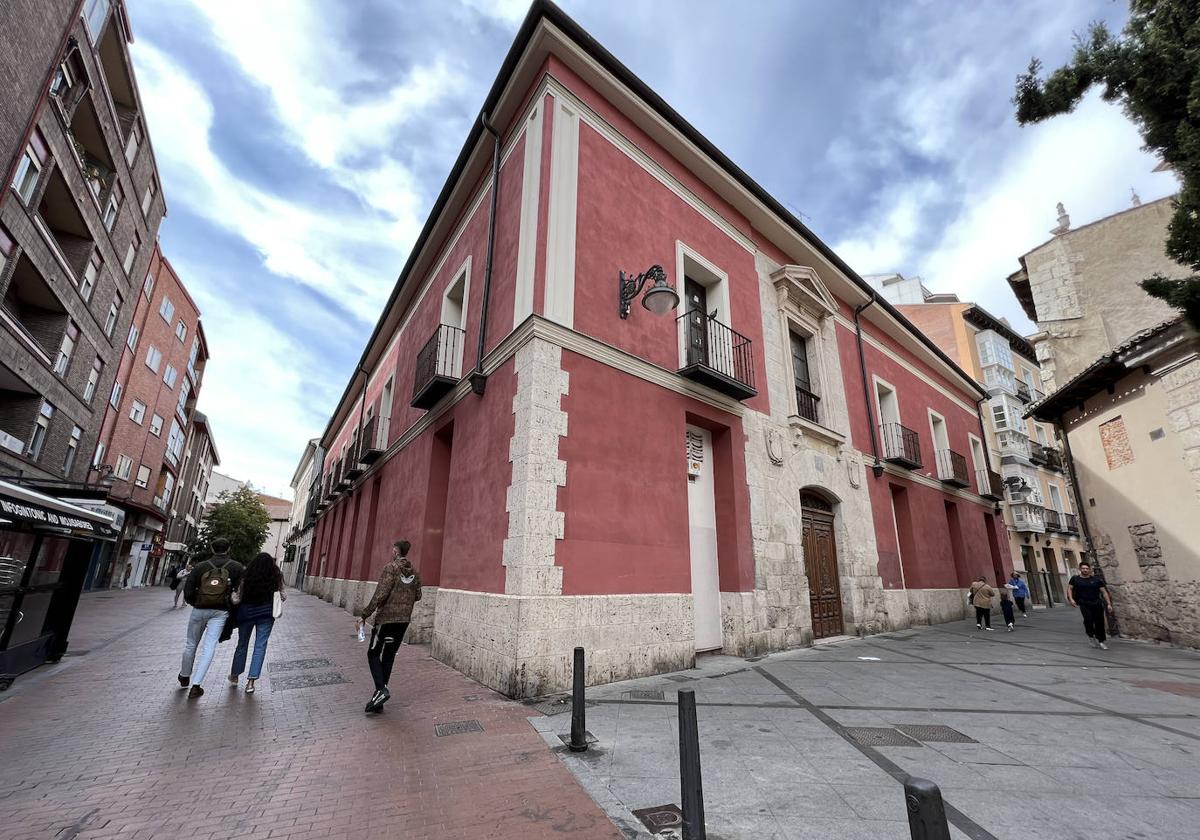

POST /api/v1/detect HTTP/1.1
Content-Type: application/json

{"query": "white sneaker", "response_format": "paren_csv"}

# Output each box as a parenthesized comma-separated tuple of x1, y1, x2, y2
(977, 624, 983, 629)
(985, 627, 994, 631)
(1098, 642, 1109, 650)
(1007, 624, 1014, 631)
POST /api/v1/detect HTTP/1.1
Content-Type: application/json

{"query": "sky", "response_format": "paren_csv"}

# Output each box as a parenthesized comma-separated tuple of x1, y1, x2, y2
(124, 0, 1180, 498)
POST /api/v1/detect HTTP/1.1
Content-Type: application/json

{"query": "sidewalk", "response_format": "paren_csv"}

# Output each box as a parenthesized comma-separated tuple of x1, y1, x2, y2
(533, 608, 1200, 839)
(0, 588, 622, 840)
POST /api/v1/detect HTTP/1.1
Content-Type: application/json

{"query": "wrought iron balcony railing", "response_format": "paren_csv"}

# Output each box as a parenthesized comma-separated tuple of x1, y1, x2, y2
(976, 468, 1004, 501)
(412, 324, 465, 409)
(879, 422, 922, 469)
(1041, 445, 1063, 472)
(794, 387, 820, 424)
(1062, 512, 1080, 534)
(1043, 508, 1063, 532)
(1029, 444, 1048, 466)
(359, 414, 390, 464)
(936, 449, 970, 488)
(676, 310, 756, 401)
(1016, 381, 1031, 402)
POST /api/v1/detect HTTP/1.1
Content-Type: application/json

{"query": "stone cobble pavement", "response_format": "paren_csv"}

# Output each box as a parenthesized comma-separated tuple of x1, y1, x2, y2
(0, 588, 623, 840)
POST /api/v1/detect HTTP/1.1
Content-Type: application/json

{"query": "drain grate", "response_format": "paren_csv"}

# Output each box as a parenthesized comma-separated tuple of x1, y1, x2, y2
(626, 690, 666, 701)
(844, 726, 921, 747)
(267, 658, 334, 672)
(895, 724, 977, 743)
(631, 804, 684, 834)
(529, 695, 572, 716)
(269, 672, 350, 691)
(435, 719, 483, 737)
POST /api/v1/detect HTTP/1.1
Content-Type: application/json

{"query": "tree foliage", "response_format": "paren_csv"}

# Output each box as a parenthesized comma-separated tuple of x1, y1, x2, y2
(189, 486, 270, 565)
(1013, 0, 1200, 327)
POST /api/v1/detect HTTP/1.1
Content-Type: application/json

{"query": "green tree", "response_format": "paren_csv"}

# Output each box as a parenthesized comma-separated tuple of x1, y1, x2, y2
(189, 485, 271, 565)
(1013, 0, 1200, 327)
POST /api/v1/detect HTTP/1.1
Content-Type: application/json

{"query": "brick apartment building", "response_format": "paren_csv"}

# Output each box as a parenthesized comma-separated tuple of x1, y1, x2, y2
(87, 244, 210, 589)
(302, 2, 1009, 697)
(161, 410, 219, 570)
(1, 0, 171, 682)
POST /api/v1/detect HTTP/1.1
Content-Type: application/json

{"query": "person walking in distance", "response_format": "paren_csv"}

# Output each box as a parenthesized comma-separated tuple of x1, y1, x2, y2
(969, 577, 995, 630)
(1007, 571, 1029, 617)
(171, 559, 192, 608)
(1068, 561, 1114, 650)
(358, 539, 422, 713)
(178, 538, 244, 699)
(998, 580, 1016, 631)
(228, 552, 286, 694)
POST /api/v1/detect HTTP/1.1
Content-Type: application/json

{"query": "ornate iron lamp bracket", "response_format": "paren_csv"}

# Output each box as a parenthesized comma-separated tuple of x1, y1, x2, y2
(619, 264, 668, 319)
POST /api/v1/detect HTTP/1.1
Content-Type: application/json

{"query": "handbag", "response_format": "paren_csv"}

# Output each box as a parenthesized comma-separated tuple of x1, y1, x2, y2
(272, 590, 284, 619)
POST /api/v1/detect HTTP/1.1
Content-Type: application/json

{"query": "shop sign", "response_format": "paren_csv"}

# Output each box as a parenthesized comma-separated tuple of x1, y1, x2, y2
(0, 496, 119, 539)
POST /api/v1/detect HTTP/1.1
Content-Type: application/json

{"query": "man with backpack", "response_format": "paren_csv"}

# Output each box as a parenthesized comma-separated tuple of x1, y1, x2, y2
(178, 538, 244, 699)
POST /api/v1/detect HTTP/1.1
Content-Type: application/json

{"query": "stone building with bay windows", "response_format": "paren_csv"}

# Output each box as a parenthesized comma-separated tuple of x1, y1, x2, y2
(303, 1, 1010, 697)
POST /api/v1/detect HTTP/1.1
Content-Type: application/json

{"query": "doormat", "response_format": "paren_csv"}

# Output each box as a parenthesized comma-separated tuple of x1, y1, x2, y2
(631, 804, 684, 834)
(844, 727, 921, 747)
(267, 658, 334, 672)
(895, 724, 977, 743)
(269, 672, 350, 691)
(435, 719, 484, 737)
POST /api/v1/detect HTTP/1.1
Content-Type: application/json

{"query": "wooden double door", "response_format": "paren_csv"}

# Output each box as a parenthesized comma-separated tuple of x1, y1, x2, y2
(801, 493, 844, 640)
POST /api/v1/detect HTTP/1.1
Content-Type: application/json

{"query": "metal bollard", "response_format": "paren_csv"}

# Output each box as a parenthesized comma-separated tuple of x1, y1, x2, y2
(568, 646, 588, 752)
(903, 776, 951, 840)
(1041, 569, 1055, 608)
(678, 689, 706, 840)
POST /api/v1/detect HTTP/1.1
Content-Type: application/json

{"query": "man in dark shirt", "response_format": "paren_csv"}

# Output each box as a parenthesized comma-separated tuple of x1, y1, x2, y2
(1067, 561, 1113, 650)
(178, 538, 244, 698)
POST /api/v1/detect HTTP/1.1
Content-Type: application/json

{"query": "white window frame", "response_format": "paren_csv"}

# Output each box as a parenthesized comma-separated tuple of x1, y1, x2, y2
(159, 296, 174, 323)
(104, 298, 120, 337)
(83, 0, 110, 41)
(103, 192, 120, 231)
(149, 414, 163, 437)
(141, 180, 156, 216)
(83, 357, 101, 403)
(872, 375, 900, 427)
(127, 324, 138, 351)
(129, 399, 146, 425)
(81, 253, 100, 301)
(927, 409, 950, 454)
(63, 426, 82, 474)
(11, 147, 41, 205)
(968, 433, 987, 474)
(145, 345, 162, 373)
(124, 122, 141, 165)
(175, 320, 187, 342)
(1048, 483, 1065, 514)
(92, 441, 105, 468)
(163, 365, 177, 389)
(143, 269, 154, 300)
(109, 381, 122, 408)
(135, 465, 151, 488)
(114, 453, 132, 481)
(27, 401, 53, 459)
(674, 241, 732, 371)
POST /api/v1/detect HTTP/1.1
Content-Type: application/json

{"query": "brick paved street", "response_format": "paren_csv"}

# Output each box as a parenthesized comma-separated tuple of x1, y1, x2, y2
(534, 607, 1200, 839)
(0, 589, 622, 840)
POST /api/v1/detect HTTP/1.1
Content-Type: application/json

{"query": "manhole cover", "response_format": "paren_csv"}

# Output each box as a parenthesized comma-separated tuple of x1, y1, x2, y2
(844, 727, 921, 747)
(895, 724, 977, 743)
(632, 804, 684, 834)
(268, 658, 334, 672)
(626, 690, 665, 701)
(269, 672, 350, 691)
(435, 720, 483, 737)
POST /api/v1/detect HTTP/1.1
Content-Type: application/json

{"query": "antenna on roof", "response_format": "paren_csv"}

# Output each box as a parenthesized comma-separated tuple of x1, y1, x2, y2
(1130, 187, 1142, 207)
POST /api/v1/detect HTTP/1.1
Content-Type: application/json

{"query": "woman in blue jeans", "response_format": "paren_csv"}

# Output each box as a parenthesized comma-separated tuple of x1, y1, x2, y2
(228, 552, 285, 693)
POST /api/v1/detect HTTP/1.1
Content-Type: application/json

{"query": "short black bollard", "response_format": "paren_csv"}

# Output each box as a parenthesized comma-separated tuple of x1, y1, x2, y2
(678, 689, 706, 840)
(903, 776, 951, 840)
(568, 646, 588, 752)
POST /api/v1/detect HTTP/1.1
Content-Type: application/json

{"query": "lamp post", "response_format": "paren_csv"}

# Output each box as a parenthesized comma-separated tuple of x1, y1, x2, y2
(619, 264, 679, 319)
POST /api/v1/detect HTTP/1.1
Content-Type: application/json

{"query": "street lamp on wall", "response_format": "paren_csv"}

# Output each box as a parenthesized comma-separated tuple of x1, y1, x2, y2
(618, 264, 679, 319)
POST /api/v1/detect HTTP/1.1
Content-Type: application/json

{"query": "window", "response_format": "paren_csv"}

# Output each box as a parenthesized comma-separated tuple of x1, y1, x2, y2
(163, 365, 177, 389)
(141, 179, 157, 216)
(187, 336, 200, 377)
(159, 296, 174, 323)
(27, 401, 53, 460)
(129, 399, 146, 424)
(123, 234, 140, 274)
(145, 345, 162, 373)
(969, 436, 987, 474)
(176, 379, 190, 419)
(50, 60, 75, 99)
(63, 426, 82, 474)
(175, 320, 187, 342)
(53, 321, 78, 376)
(929, 411, 949, 452)
(114, 454, 132, 480)
(104, 296, 121, 337)
(975, 331, 1014, 370)
(92, 442, 105, 467)
(789, 331, 818, 423)
(143, 269, 155, 300)
(166, 419, 185, 466)
(0, 225, 12, 279)
(135, 465, 151, 488)
(83, 0, 110, 40)
(11, 146, 41, 204)
(875, 379, 900, 425)
(155, 471, 175, 509)
(84, 357, 102, 403)
(127, 324, 139, 351)
(81, 253, 100, 301)
(103, 183, 122, 231)
(124, 122, 142, 165)
(1048, 484, 1065, 514)
(109, 380, 122, 408)
(149, 414, 163, 436)
(1035, 425, 1048, 446)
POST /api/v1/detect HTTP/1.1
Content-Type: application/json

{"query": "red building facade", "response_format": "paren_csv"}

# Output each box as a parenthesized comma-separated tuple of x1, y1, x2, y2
(308, 3, 1008, 696)
(90, 243, 208, 588)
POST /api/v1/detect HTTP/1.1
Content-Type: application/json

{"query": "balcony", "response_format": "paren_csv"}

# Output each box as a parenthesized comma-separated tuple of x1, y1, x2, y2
(411, 324, 465, 409)
(334, 459, 350, 491)
(1028, 444, 1048, 466)
(794, 386, 820, 424)
(1016, 381, 1031, 402)
(935, 449, 970, 488)
(36, 168, 94, 281)
(68, 99, 115, 202)
(997, 429, 1031, 460)
(344, 435, 364, 481)
(879, 422, 922, 469)
(1062, 512, 1080, 534)
(1043, 508, 1063, 532)
(677, 311, 757, 401)
(1011, 502, 1046, 534)
(1, 255, 67, 362)
(1041, 445, 1063, 472)
(359, 414, 389, 464)
(976, 468, 1004, 501)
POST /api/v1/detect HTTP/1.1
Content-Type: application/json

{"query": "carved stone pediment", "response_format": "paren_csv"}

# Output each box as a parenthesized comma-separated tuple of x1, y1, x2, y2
(770, 265, 838, 320)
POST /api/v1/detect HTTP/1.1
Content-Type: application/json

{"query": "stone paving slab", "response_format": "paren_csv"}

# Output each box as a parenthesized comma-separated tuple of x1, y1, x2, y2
(536, 608, 1200, 839)
(0, 589, 623, 840)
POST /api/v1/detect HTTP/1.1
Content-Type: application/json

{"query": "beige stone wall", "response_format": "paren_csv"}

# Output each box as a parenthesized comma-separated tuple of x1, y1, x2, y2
(1025, 199, 1181, 389)
(301, 575, 439, 642)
